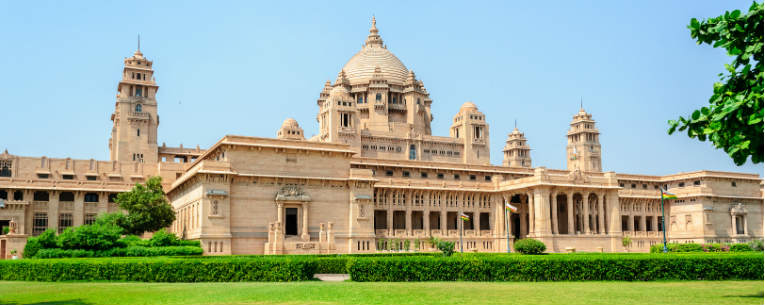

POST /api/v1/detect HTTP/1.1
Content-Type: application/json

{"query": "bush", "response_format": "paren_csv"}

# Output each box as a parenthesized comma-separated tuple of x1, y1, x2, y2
(2, 226, 8, 235)
(149, 229, 180, 247)
(32, 246, 203, 258)
(0, 257, 315, 282)
(58, 223, 123, 251)
(434, 239, 455, 257)
(701, 243, 722, 252)
(730, 243, 753, 252)
(514, 239, 546, 255)
(23, 229, 58, 258)
(347, 253, 763, 281)
(677, 243, 704, 252)
(749, 239, 764, 251)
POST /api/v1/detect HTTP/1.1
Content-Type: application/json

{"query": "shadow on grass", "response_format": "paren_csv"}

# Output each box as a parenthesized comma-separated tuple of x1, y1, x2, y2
(0, 299, 92, 305)
(723, 291, 764, 298)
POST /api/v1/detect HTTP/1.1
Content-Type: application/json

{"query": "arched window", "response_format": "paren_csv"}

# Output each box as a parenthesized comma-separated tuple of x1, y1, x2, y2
(409, 145, 416, 160)
(357, 95, 363, 104)
(375, 93, 382, 101)
(135, 104, 142, 112)
(137, 128, 141, 137)
(0, 165, 10, 177)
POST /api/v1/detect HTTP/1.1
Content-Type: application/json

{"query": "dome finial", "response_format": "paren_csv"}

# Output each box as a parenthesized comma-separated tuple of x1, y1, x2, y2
(365, 16, 383, 47)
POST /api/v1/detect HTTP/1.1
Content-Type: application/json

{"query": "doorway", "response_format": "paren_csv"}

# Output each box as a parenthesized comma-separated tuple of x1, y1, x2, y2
(285, 208, 298, 236)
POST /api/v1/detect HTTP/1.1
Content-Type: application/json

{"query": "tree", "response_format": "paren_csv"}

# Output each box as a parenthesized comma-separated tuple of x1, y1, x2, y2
(668, 2, 763, 165)
(115, 176, 176, 235)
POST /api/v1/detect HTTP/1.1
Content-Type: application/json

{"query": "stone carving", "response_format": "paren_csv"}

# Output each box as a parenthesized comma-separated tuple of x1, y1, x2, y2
(8, 217, 17, 234)
(730, 202, 747, 215)
(568, 169, 589, 184)
(358, 203, 367, 217)
(275, 185, 311, 202)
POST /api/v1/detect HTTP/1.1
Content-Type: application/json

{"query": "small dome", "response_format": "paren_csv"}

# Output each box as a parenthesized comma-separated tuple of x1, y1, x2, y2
(460, 102, 478, 111)
(281, 118, 299, 128)
(330, 85, 349, 95)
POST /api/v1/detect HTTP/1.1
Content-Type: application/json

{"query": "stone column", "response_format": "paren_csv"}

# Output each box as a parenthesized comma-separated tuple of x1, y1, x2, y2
(598, 194, 606, 235)
(519, 197, 528, 237)
(387, 204, 394, 236)
(652, 206, 659, 233)
(474, 209, 481, 232)
(277, 203, 284, 233)
(583, 194, 590, 234)
(73, 192, 84, 227)
(527, 193, 535, 235)
(405, 208, 412, 236)
(628, 202, 635, 232)
(533, 189, 551, 235)
(441, 209, 447, 235)
(48, 191, 59, 232)
(301, 203, 309, 241)
(743, 215, 748, 235)
(639, 213, 646, 232)
(424, 208, 430, 236)
(567, 192, 574, 235)
(551, 191, 559, 235)
(607, 191, 621, 235)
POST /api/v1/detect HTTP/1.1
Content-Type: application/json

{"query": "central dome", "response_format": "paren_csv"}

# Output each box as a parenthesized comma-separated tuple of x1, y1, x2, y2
(341, 17, 409, 85)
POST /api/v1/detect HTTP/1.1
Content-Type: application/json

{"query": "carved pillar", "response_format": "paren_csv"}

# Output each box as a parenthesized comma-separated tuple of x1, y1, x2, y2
(533, 189, 551, 235)
(327, 222, 335, 249)
(583, 194, 590, 234)
(441, 209, 447, 235)
(652, 205, 659, 233)
(551, 191, 559, 235)
(319, 223, 326, 243)
(598, 192, 605, 234)
(405, 208, 412, 236)
(387, 191, 393, 236)
(607, 191, 621, 235)
(567, 192, 574, 235)
(277, 203, 284, 233)
(527, 192, 535, 235)
(519, 196, 528, 238)
(628, 200, 635, 232)
(301, 203, 309, 241)
(73, 192, 84, 227)
(48, 191, 59, 232)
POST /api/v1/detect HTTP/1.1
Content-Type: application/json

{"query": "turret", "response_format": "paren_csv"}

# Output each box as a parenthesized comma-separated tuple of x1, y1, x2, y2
(566, 105, 602, 172)
(450, 102, 490, 165)
(503, 125, 532, 167)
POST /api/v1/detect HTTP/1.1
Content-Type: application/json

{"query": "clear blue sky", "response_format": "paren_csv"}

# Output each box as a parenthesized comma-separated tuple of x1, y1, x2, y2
(0, 1, 761, 176)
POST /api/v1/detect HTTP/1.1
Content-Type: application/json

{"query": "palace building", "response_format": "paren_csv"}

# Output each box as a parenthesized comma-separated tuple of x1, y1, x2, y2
(0, 18, 761, 256)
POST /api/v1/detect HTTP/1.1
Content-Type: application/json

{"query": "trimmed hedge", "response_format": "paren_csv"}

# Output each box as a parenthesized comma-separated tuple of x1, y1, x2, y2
(650, 242, 757, 253)
(0, 257, 314, 282)
(513, 239, 546, 254)
(33, 246, 203, 258)
(347, 253, 764, 281)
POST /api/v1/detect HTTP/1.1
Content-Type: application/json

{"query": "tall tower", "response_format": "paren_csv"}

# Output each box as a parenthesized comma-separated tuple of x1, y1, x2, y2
(450, 102, 490, 165)
(566, 106, 601, 172)
(503, 124, 532, 167)
(109, 40, 159, 164)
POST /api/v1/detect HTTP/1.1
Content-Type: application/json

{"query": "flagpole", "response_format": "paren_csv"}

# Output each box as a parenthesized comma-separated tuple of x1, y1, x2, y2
(459, 212, 464, 253)
(505, 208, 511, 253)
(661, 189, 668, 253)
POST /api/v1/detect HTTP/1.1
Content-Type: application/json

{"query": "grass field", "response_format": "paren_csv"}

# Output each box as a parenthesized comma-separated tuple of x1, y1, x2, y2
(0, 281, 761, 305)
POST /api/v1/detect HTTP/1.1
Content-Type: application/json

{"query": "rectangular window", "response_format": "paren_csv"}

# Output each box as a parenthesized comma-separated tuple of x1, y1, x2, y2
(86, 175, 97, 181)
(62, 174, 74, 180)
(469, 175, 476, 181)
(37, 173, 49, 179)
(58, 213, 73, 233)
(420, 172, 428, 178)
(454, 174, 460, 180)
(402, 171, 410, 178)
(33, 213, 48, 235)
(484, 175, 491, 182)
(437, 173, 444, 179)
(85, 213, 97, 225)
(385, 170, 393, 177)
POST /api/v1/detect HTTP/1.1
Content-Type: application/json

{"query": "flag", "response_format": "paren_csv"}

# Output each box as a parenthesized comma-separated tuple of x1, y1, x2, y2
(460, 213, 470, 221)
(661, 189, 677, 200)
(505, 202, 518, 213)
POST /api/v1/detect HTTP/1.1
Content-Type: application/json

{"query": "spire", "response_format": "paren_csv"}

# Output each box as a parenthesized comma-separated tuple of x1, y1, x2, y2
(580, 97, 584, 111)
(365, 16, 384, 47)
(133, 34, 144, 58)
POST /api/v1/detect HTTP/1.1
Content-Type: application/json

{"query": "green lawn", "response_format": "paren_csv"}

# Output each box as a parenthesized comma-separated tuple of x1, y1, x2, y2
(0, 281, 761, 305)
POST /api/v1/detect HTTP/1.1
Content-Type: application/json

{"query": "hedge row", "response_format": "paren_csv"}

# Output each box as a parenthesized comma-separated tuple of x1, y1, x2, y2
(33, 246, 203, 258)
(0, 257, 314, 282)
(348, 253, 764, 281)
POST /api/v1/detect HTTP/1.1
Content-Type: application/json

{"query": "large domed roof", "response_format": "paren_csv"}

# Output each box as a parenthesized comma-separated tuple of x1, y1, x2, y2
(341, 17, 409, 85)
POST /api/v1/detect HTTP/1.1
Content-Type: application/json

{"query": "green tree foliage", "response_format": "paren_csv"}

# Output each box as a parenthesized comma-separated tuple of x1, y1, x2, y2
(115, 176, 176, 235)
(58, 222, 123, 251)
(669, 2, 763, 165)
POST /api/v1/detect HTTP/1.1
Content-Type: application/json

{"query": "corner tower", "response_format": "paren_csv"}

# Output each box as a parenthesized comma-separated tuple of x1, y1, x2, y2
(503, 125, 531, 167)
(450, 102, 490, 165)
(566, 106, 601, 172)
(109, 41, 159, 164)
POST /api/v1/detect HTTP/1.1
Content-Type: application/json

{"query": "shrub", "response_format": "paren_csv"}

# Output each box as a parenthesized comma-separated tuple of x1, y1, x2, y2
(730, 243, 753, 252)
(23, 239, 41, 258)
(119, 235, 147, 247)
(0, 257, 315, 282)
(677, 243, 704, 252)
(404, 239, 410, 251)
(58, 223, 123, 251)
(347, 253, 763, 282)
(748, 239, 764, 251)
(2, 226, 8, 235)
(701, 243, 722, 252)
(622, 236, 632, 248)
(23, 229, 58, 258)
(435, 239, 455, 257)
(514, 239, 546, 255)
(149, 229, 180, 247)
(414, 239, 420, 251)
